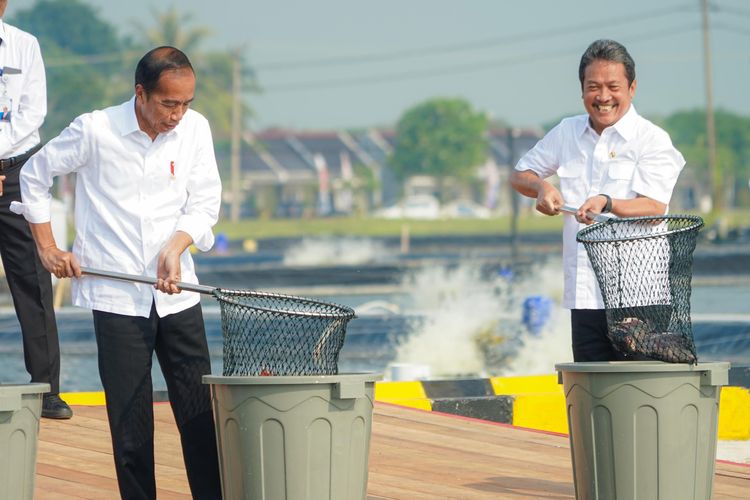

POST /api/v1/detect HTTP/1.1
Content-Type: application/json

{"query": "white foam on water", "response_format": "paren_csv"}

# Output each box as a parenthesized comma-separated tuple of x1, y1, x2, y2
(393, 260, 572, 377)
(499, 263, 573, 376)
(282, 237, 389, 266)
(394, 264, 499, 377)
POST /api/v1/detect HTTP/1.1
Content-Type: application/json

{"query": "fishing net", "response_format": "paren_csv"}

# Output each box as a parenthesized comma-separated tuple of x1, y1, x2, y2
(576, 215, 704, 364)
(213, 289, 355, 376)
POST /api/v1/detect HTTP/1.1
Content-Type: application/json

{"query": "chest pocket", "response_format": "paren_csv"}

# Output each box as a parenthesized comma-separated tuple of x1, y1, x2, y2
(602, 160, 636, 197)
(557, 159, 586, 206)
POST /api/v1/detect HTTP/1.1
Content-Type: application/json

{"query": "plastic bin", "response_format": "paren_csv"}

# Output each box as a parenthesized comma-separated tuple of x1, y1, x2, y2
(203, 373, 380, 500)
(555, 362, 728, 500)
(0, 383, 50, 500)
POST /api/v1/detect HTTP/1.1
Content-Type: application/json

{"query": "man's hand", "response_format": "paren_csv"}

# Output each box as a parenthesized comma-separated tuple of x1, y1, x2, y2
(509, 169, 564, 216)
(156, 250, 182, 295)
(576, 195, 610, 225)
(0, 174, 5, 196)
(39, 246, 81, 279)
(535, 182, 564, 216)
(155, 231, 194, 295)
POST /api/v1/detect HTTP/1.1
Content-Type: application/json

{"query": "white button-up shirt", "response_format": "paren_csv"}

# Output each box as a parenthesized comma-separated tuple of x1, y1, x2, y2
(515, 105, 685, 310)
(0, 19, 46, 157)
(12, 97, 222, 318)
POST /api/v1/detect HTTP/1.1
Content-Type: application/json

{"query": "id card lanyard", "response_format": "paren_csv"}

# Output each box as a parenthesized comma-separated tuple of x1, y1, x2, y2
(0, 67, 11, 123)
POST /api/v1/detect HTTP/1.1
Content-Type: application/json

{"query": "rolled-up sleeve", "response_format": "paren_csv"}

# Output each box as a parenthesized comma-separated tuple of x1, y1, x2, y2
(515, 124, 562, 179)
(175, 117, 221, 251)
(11, 116, 89, 222)
(631, 130, 685, 205)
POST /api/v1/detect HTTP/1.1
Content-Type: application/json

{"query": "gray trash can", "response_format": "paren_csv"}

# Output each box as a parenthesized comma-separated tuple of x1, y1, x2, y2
(0, 383, 50, 500)
(556, 362, 728, 500)
(204, 373, 381, 500)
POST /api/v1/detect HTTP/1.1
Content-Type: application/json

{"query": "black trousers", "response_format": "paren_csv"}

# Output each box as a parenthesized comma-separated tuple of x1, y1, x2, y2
(92, 303, 221, 500)
(570, 309, 621, 361)
(0, 155, 60, 394)
(571, 309, 654, 362)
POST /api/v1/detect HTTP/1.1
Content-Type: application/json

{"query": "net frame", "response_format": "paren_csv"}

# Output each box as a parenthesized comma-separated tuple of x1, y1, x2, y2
(576, 214, 704, 364)
(212, 288, 356, 376)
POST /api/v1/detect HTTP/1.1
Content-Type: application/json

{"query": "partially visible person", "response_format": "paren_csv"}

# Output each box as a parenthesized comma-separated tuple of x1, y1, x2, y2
(13, 46, 222, 499)
(510, 39, 685, 362)
(0, 0, 71, 419)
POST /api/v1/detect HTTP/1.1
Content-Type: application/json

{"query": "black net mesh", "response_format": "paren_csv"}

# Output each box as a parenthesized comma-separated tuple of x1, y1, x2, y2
(213, 289, 355, 376)
(576, 215, 704, 364)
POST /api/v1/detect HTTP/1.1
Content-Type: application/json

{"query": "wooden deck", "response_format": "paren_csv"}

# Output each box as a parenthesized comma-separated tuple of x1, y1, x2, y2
(35, 403, 750, 499)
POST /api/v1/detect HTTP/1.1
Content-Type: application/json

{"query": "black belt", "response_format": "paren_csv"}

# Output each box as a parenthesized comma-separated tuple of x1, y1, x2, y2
(0, 143, 43, 170)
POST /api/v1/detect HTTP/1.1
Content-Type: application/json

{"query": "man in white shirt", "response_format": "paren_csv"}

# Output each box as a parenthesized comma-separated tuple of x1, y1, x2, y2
(0, 0, 71, 419)
(13, 46, 222, 499)
(510, 39, 685, 361)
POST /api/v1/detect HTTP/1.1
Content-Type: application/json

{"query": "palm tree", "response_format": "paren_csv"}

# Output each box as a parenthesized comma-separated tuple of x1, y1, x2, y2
(132, 6, 212, 53)
(132, 6, 257, 142)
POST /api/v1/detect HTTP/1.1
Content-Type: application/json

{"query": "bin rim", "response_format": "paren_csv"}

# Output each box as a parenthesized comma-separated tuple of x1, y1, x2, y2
(555, 361, 729, 374)
(203, 372, 383, 385)
(0, 383, 50, 395)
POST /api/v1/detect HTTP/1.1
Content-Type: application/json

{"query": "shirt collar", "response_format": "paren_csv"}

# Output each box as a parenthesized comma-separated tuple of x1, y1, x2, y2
(610, 104, 638, 141)
(578, 104, 639, 141)
(0, 20, 6, 45)
(115, 95, 181, 139)
(113, 96, 141, 137)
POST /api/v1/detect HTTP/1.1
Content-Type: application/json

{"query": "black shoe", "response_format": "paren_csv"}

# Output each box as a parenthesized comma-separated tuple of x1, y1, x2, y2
(42, 394, 73, 419)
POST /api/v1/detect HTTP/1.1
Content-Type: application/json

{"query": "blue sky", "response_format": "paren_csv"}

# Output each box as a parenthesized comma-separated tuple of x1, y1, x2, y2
(8, 0, 750, 131)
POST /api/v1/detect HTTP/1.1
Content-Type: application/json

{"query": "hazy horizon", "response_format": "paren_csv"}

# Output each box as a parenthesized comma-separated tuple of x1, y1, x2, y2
(7, 0, 749, 132)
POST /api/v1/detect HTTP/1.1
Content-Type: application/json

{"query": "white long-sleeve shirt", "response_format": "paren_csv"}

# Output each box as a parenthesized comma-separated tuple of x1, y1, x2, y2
(515, 105, 685, 310)
(12, 96, 222, 318)
(0, 19, 46, 158)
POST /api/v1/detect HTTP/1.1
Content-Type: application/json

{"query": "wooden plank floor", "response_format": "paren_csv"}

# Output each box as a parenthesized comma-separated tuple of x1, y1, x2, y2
(35, 403, 750, 499)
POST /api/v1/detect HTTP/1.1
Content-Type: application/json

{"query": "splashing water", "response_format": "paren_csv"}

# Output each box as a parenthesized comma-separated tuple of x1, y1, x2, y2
(393, 260, 572, 377)
(282, 237, 389, 266)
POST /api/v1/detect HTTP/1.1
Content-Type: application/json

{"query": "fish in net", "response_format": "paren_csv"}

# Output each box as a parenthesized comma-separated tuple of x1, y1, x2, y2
(576, 215, 704, 364)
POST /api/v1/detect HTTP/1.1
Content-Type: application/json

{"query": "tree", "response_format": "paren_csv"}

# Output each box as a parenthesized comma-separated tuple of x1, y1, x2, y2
(131, 7, 256, 142)
(663, 109, 750, 208)
(391, 98, 488, 200)
(132, 7, 211, 53)
(11, 0, 127, 138)
(13, 0, 120, 57)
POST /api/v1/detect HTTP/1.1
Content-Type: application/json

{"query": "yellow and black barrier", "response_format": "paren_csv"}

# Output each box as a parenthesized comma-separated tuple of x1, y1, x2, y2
(374, 374, 750, 440)
(59, 372, 750, 440)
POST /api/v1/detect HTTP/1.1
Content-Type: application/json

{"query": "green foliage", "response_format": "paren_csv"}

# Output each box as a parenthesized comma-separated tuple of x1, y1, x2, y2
(11, 1, 254, 143)
(131, 7, 256, 141)
(13, 0, 119, 56)
(131, 7, 212, 54)
(11, 0, 126, 137)
(391, 98, 488, 188)
(663, 109, 750, 201)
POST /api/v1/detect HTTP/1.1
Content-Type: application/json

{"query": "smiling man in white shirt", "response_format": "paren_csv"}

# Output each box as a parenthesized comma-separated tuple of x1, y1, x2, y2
(510, 39, 685, 362)
(13, 46, 222, 499)
(0, 0, 72, 419)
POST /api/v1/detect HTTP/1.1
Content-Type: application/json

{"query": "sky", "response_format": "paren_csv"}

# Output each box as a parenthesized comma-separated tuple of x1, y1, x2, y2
(7, 0, 750, 132)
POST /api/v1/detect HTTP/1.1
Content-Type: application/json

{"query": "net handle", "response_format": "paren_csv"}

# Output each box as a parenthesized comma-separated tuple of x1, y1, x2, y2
(80, 267, 216, 295)
(560, 204, 614, 223)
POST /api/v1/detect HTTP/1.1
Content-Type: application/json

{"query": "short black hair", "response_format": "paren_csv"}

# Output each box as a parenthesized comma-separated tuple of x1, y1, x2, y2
(578, 39, 635, 87)
(135, 46, 194, 93)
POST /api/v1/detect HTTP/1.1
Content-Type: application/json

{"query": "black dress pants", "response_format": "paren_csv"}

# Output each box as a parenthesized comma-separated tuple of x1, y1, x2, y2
(92, 303, 222, 500)
(0, 156, 60, 394)
(571, 309, 653, 362)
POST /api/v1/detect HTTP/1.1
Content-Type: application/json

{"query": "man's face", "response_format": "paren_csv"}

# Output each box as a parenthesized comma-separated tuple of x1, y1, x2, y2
(0, 1, 8, 18)
(581, 59, 636, 135)
(135, 68, 195, 139)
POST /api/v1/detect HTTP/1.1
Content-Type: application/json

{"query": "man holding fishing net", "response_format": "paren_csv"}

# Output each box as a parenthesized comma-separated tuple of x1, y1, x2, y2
(12, 46, 222, 499)
(510, 39, 685, 362)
